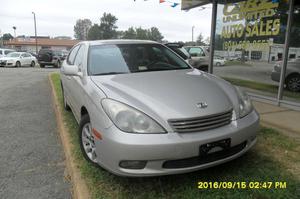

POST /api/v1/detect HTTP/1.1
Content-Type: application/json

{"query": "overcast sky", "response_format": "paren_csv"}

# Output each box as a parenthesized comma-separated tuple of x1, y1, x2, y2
(0, 0, 212, 42)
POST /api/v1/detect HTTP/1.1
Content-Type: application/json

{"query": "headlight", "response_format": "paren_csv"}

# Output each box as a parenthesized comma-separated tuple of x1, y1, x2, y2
(235, 87, 253, 118)
(102, 99, 166, 134)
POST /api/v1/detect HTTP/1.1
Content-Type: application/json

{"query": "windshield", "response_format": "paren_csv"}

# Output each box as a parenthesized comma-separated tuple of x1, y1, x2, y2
(88, 44, 191, 75)
(7, 52, 21, 58)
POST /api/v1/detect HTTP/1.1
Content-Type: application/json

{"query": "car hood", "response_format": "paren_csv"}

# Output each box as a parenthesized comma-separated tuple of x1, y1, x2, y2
(91, 69, 240, 128)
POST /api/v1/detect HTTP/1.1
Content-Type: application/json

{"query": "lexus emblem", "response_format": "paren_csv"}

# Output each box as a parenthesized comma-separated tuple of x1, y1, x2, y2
(197, 102, 208, 109)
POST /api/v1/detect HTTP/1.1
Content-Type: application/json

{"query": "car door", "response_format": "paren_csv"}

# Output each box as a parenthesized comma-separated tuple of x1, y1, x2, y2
(68, 44, 86, 118)
(62, 45, 81, 114)
(24, 53, 32, 65)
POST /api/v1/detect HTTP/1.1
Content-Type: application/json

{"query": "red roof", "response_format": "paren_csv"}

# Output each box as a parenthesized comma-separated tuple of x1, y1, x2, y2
(5, 38, 80, 47)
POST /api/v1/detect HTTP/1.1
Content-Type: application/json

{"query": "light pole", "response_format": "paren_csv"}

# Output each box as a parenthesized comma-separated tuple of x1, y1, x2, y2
(32, 12, 38, 54)
(12, 26, 16, 40)
(192, 26, 195, 44)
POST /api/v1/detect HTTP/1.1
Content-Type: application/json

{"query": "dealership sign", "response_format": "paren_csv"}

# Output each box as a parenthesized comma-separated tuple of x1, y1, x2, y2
(220, 0, 281, 51)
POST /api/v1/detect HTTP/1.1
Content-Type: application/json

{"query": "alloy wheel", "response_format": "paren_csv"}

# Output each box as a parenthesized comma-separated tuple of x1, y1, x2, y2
(81, 123, 97, 163)
(287, 76, 300, 92)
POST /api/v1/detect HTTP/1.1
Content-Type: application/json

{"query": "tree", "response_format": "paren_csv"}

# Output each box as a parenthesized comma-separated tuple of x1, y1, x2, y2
(196, 33, 205, 45)
(135, 27, 148, 40)
(99, 12, 118, 39)
(121, 26, 164, 42)
(122, 27, 137, 39)
(74, 19, 92, 40)
(147, 27, 164, 42)
(87, 24, 102, 40)
(204, 37, 210, 45)
(2, 33, 13, 41)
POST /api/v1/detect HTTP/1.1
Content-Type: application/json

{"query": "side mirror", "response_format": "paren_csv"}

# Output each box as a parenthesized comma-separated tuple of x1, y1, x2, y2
(61, 65, 83, 77)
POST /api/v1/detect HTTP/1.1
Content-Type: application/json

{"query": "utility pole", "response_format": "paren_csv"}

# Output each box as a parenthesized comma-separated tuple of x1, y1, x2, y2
(192, 26, 195, 44)
(32, 12, 38, 54)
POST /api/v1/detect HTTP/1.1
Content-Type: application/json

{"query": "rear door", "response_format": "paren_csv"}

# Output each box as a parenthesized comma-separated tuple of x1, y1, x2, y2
(24, 53, 32, 65)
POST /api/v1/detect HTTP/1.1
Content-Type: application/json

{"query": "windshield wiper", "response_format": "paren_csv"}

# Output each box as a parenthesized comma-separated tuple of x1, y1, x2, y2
(93, 72, 128, 76)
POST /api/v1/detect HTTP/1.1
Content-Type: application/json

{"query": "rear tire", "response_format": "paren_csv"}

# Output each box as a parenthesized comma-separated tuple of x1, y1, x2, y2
(16, 61, 21, 68)
(31, 61, 35, 67)
(286, 74, 300, 92)
(40, 64, 45, 68)
(216, 62, 221, 66)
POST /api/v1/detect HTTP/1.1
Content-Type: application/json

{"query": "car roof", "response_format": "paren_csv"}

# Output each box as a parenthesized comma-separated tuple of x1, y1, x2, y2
(83, 39, 159, 46)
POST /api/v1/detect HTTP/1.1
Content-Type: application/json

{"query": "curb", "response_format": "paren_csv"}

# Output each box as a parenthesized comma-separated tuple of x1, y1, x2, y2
(48, 74, 91, 199)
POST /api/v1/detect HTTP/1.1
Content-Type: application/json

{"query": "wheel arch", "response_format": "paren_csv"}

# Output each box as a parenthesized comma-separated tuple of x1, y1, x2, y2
(81, 106, 89, 118)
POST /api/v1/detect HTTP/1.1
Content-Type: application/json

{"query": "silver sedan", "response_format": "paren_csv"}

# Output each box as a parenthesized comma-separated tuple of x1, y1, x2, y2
(60, 40, 259, 177)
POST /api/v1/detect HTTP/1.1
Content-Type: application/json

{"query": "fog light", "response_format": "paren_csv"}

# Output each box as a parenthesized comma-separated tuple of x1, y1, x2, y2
(119, 160, 147, 169)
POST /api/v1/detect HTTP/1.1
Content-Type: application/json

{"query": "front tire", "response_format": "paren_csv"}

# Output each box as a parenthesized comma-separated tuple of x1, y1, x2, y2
(56, 60, 61, 68)
(40, 64, 45, 68)
(79, 114, 99, 166)
(16, 61, 21, 68)
(216, 62, 221, 66)
(286, 74, 300, 92)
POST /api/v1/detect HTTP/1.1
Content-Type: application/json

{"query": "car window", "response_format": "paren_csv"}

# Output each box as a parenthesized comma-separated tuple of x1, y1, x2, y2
(4, 50, 13, 55)
(74, 45, 85, 67)
(88, 44, 191, 75)
(67, 45, 80, 65)
(189, 47, 205, 57)
(0, 51, 2, 55)
(7, 52, 21, 57)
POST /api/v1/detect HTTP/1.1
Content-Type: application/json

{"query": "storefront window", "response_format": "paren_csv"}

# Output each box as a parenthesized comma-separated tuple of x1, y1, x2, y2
(283, 1, 300, 103)
(214, 0, 291, 100)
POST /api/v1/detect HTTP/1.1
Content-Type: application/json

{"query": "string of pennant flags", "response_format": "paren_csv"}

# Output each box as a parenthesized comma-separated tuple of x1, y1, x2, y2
(133, 0, 211, 11)
(133, 0, 180, 8)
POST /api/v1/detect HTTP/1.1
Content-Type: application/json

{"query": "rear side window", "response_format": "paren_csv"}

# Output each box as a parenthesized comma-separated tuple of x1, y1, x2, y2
(67, 45, 80, 65)
(189, 47, 205, 57)
(0, 51, 2, 55)
(39, 49, 52, 55)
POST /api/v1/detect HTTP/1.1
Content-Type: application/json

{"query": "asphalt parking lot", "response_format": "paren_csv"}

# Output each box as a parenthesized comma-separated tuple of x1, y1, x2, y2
(214, 61, 277, 85)
(0, 67, 71, 199)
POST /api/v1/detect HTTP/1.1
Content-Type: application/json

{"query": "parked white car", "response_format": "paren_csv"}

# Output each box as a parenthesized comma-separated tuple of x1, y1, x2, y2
(214, 57, 226, 66)
(0, 52, 37, 67)
(0, 48, 15, 58)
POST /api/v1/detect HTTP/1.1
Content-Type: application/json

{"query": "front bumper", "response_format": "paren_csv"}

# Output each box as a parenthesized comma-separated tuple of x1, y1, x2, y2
(38, 60, 56, 66)
(271, 70, 280, 82)
(94, 110, 259, 177)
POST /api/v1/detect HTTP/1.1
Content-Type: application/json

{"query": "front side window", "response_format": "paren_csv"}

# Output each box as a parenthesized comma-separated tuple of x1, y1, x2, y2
(67, 45, 80, 65)
(88, 44, 191, 75)
(74, 45, 85, 67)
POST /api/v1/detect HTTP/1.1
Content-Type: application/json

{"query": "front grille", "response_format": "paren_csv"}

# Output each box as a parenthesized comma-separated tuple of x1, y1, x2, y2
(162, 141, 247, 169)
(168, 109, 233, 133)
